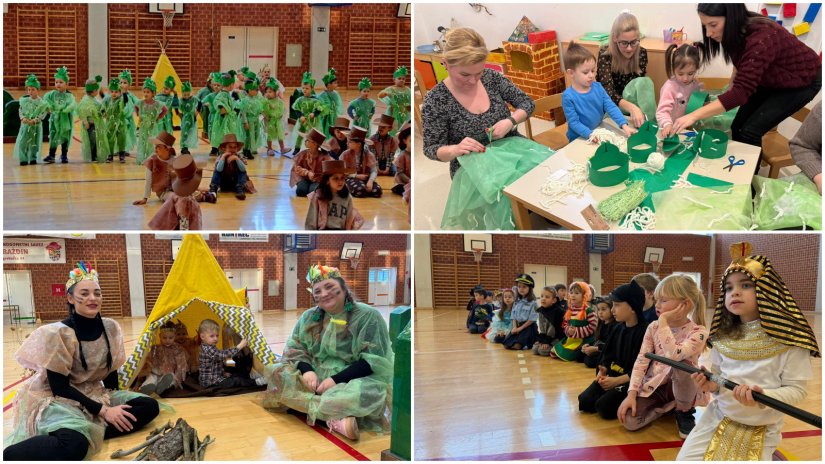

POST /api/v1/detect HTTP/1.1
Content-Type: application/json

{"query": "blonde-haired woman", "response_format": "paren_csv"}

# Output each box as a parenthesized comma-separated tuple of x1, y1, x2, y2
(422, 26, 535, 179)
(597, 12, 655, 126)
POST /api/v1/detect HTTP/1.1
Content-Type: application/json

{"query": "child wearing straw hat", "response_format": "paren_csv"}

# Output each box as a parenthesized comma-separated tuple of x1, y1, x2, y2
(341, 126, 382, 198)
(305, 159, 365, 230)
(347, 77, 376, 135)
(42, 67, 77, 164)
(77, 76, 109, 163)
(369, 114, 398, 176)
(290, 128, 333, 197)
(148, 154, 206, 230)
(209, 134, 257, 201)
(327, 116, 352, 160)
(14, 74, 48, 166)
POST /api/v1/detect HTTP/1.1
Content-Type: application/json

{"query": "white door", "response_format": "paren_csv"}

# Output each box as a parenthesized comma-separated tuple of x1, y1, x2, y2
(220, 26, 248, 72)
(3, 271, 35, 320)
(224, 269, 263, 312)
(369, 268, 396, 306)
(284, 253, 298, 310)
(247, 27, 278, 80)
(523, 264, 546, 289)
(524, 264, 567, 289)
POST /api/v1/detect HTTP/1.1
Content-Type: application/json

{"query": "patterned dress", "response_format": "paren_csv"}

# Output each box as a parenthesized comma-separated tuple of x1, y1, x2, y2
(178, 96, 200, 150)
(135, 100, 166, 164)
(42, 89, 76, 149)
(14, 96, 48, 163)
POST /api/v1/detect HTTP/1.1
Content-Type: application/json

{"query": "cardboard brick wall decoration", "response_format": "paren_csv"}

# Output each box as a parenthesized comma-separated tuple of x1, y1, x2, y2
(528, 30, 557, 44)
(508, 16, 540, 43)
(503, 39, 564, 121)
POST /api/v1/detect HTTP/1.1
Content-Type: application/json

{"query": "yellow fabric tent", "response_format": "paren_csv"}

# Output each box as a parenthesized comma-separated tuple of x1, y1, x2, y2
(150, 49, 183, 127)
(118, 234, 276, 389)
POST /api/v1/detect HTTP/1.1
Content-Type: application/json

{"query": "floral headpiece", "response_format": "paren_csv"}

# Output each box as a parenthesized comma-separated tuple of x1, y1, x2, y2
(66, 261, 99, 291)
(306, 263, 342, 288)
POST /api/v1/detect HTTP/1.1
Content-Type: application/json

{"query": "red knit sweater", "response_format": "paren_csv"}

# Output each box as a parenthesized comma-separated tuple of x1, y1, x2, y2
(718, 19, 820, 111)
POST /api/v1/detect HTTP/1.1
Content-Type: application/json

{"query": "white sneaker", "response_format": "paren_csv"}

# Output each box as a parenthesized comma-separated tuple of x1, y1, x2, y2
(327, 416, 360, 440)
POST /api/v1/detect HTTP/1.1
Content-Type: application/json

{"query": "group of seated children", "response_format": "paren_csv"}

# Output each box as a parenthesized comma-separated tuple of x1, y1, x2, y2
(137, 318, 265, 396)
(464, 244, 819, 459)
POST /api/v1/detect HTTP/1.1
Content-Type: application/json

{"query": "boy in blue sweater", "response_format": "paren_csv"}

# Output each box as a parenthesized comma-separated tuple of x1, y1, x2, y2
(562, 42, 637, 142)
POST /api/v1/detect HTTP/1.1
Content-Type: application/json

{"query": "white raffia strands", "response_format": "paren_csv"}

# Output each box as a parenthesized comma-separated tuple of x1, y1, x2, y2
(618, 206, 656, 230)
(684, 196, 713, 209)
(707, 213, 731, 229)
(710, 187, 733, 194)
(672, 172, 695, 189)
(538, 163, 589, 210)
(587, 128, 627, 149)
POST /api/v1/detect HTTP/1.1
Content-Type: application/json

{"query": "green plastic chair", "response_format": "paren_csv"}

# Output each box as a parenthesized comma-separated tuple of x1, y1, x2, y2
(389, 314, 411, 460)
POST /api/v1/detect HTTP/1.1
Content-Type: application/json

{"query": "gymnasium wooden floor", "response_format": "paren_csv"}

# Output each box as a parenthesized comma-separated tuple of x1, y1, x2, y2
(3, 89, 409, 231)
(3, 307, 396, 460)
(414, 308, 822, 461)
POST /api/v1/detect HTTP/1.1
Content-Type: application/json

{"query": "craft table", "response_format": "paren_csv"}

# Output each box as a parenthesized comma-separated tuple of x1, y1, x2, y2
(503, 123, 761, 230)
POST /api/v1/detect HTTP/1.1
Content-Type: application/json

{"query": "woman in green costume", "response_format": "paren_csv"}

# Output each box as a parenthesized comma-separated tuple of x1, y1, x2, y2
(42, 67, 76, 164)
(378, 66, 412, 136)
(347, 77, 376, 136)
(317, 68, 344, 138)
(262, 264, 394, 441)
(14, 74, 49, 166)
(210, 72, 240, 154)
(134, 78, 167, 165)
(178, 81, 200, 154)
(77, 76, 110, 163)
(118, 69, 139, 155)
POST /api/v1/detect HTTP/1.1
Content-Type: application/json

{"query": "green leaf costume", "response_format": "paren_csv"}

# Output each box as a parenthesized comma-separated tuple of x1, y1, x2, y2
(238, 93, 265, 151)
(380, 86, 411, 136)
(135, 100, 165, 164)
(154, 92, 179, 135)
(262, 302, 394, 432)
(14, 96, 48, 163)
(292, 96, 324, 149)
(209, 90, 239, 149)
(77, 95, 110, 162)
(347, 98, 376, 136)
(42, 89, 76, 149)
(178, 96, 200, 150)
(121, 92, 139, 152)
(102, 93, 128, 154)
(316, 90, 344, 138)
(262, 97, 286, 142)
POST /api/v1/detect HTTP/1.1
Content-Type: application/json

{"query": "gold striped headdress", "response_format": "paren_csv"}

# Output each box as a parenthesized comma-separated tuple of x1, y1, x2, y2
(710, 242, 819, 356)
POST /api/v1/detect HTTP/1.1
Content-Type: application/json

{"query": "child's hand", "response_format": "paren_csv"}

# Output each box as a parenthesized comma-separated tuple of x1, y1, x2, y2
(316, 377, 337, 394)
(622, 124, 637, 138)
(596, 365, 607, 380)
(671, 113, 698, 134)
(617, 392, 637, 425)
(237, 338, 248, 350)
(658, 300, 690, 327)
(133, 198, 148, 205)
(691, 369, 719, 394)
(220, 108, 227, 115)
(366, 180, 374, 191)
(83, 121, 90, 130)
(300, 116, 306, 123)
(733, 384, 764, 408)
(628, 105, 645, 128)
(598, 375, 623, 391)
(302, 371, 319, 391)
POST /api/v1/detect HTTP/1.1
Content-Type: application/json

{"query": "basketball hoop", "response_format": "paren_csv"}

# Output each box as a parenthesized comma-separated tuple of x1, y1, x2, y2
(350, 257, 360, 269)
(160, 9, 175, 28)
(471, 247, 484, 263)
(650, 260, 661, 275)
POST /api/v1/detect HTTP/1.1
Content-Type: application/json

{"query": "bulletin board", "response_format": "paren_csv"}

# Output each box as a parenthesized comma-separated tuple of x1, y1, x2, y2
(758, 3, 822, 53)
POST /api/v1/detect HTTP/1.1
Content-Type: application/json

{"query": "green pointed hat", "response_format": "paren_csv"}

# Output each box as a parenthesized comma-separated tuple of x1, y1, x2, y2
(119, 69, 133, 84)
(24, 74, 41, 89)
(181, 81, 192, 93)
(54, 67, 70, 84)
(163, 76, 176, 90)
(265, 77, 279, 91)
(85, 77, 100, 92)
(108, 78, 121, 92)
(301, 71, 315, 86)
(143, 77, 157, 93)
(220, 72, 235, 87)
(358, 76, 372, 91)
(393, 65, 408, 78)
(322, 68, 337, 86)
(244, 78, 260, 91)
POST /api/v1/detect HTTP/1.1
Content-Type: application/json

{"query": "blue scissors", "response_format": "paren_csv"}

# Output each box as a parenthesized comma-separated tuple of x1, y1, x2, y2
(723, 155, 745, 172)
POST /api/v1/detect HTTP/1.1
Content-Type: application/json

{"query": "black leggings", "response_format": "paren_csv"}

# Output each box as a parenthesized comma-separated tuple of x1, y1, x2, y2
(729, 70, 821, 174)
(578, 380, 629, 420)
(3, 396, 159, 461)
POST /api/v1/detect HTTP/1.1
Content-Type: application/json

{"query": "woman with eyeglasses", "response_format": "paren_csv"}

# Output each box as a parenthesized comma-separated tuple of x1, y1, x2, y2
(597, 12, 654, 127)
(670, 3, 820, 171)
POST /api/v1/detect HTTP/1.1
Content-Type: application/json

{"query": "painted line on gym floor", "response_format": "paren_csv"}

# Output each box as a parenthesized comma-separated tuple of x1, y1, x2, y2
(5, 178, 144, 186)
(3, 375, 31, 392)
(289, 411, 371, 461)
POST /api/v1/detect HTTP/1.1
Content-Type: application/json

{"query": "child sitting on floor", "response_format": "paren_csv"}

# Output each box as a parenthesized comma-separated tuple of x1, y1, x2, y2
(581, 296, 617, 369)
(305, 159, 365, 230)
(468, 290, 494, 334)
(485, 288, 514, 343)
(534, 286, 560, 356)
(370, 114, 398, 176)
(503, 275, 539, 350)
(327, 117, 352, 160)
(551, 281, 596, 361)
(562, 42, 636, 142)
(209, 134, 257, 201)
(578, 281, 648, 419)
(174, 320, 200, 374)
(341, 126, 382, 198)
(139, 321, 188, 396)
(633, 273, 660, 323)
(197, 319, 264, 388)
(392, 122, 411, 195)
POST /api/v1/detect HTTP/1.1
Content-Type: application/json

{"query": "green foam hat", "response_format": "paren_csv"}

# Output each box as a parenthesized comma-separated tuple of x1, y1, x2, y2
(143, 77, 157, 93)
(358, 76, 372, 90)
(244, 78, 260, 91)
(627, 121, 659, 163)
(220, 73, 235, 87)
(393, 66, 408, 78)
(163, 76, 176, 90)
(301, 71, 315, 86)
(119, 69, 133, 85)
(54, 66, 70, 84)
(265, 77, 279, 91)
(589, 142, 630, 187)
(24, 74, 41, 89)
(85, 78, 100, 92)
(322, 68, 337, 86)
(181, 81, 192, 93)
(209, 72, 222, 83)
(108, 78, 121, 92)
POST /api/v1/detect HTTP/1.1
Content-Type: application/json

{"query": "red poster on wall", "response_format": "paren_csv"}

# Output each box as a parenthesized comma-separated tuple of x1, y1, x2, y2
(52, 284, 65, 296)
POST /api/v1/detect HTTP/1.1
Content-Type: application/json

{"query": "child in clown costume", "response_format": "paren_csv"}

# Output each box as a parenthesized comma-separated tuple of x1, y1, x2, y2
(14, 74, 49, 166)
(317, 68, 344, 138)
(347, 77, 376, 136)
(118, 69, 139, 155)
(135, 78, 168, 165)
(676, 242, 819, 461)
(378, 66, 411, 136)
(262, 77, 290, 156)
(103, 79, 130, 163)
(155, 76, 179, 135)
(261, 264, 393, 441)
(209, 72, 241, 156)
(42, 67, 77, 164)
(551, 281, 597, 361)
(291, 71, 325, 156)
(77, 76, 110, 163)
(238, 77, 265, 160)
(177, 81, 199, 155)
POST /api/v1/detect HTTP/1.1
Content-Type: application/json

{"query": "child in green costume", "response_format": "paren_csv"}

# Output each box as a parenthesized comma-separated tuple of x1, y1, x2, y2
(200, 72, 222, 155)
(42, 67, 76, 164)
(135, 78, 167, 165)
(317, 68, 344, 138)
(14, 74, 49, 166)
(118, 69, 139, 155)
(378, 66, 411, 136)
(262, 77, 290, 156)
(238, 78, 265, 160)
(155, 76, 179, 135)
(291, 71, 324, 157)
(77, 76, 110, 163)
(209, 72, 240, 157)
(347, 77, 376, 136)
(177, 81, 200, 154)
(103, 79, 130, 163)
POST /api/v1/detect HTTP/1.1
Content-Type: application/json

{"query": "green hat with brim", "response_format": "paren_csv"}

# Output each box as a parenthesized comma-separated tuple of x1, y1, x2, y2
(24, 74, 41, 89)
(358, 77, 372, 90)
(54, 67, 70, 84)
(393, 66, 408, 79)
(143, 77, 157, 93)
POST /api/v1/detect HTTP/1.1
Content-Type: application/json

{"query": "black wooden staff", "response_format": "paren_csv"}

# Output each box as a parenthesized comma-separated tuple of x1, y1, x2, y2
(645, 352, 821, 429)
